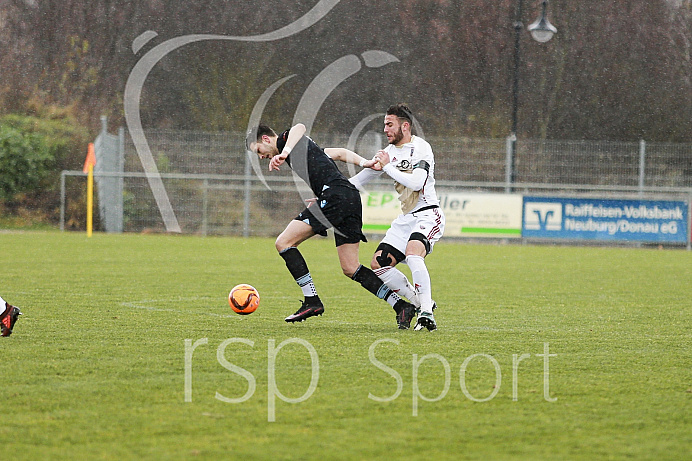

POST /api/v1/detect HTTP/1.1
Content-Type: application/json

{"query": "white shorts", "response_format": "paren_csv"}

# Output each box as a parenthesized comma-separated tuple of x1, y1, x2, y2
(381, 207, 445, 255)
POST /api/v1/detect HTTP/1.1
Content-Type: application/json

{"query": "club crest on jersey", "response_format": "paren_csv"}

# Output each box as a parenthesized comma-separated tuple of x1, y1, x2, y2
(398, 159, 412, 170)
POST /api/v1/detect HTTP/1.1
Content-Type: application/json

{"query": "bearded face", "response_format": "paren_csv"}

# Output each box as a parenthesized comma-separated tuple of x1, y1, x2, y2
(389, 125, 404, 145)
(383, 114, 408, 146)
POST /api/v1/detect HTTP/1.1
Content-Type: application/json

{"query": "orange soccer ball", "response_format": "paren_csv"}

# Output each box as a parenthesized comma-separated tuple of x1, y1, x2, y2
(228, 284, 260, 315)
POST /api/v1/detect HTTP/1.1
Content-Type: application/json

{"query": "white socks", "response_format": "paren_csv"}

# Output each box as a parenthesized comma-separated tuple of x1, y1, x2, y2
(406, 255, 434, 314)
(375, 266, 420, 308)
(0, 296, 5, 316)
(295, 274, 318, 298)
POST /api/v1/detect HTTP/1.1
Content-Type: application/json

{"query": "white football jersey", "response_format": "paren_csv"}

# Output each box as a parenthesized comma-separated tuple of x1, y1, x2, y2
(383, 135, 440, 212)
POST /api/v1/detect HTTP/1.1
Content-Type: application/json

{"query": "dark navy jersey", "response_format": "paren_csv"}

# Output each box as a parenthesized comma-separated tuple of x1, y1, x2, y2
(277, 130, 354, 197)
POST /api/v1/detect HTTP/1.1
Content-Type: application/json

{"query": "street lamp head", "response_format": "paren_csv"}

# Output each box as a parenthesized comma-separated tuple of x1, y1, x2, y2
(529, 17, 557, 43)
(528, 1, 557, 43)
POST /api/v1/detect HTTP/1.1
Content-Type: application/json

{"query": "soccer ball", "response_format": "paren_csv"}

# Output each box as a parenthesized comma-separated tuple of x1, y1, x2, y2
(228, 284, 260, 315)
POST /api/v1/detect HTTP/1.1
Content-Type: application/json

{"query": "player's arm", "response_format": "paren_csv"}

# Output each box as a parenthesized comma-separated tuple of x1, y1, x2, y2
(377, 149, 429, 191)
(324, 147, 381, 169)
(269, 123, 307, 171)
(349, 167, 382, 191)
(285, 123, 306, 150)
(325, 147, 383, 190)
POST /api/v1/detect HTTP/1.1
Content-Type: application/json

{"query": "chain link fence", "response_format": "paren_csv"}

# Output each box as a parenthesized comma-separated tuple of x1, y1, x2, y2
(60, 128, 691, 237)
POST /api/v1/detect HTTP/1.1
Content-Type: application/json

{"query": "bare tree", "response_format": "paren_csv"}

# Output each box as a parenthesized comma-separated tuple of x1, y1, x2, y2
(0, 0, 689, 141)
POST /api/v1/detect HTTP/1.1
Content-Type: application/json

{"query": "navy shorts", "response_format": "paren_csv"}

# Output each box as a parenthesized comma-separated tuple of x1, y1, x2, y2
(295, 185, 367, 246)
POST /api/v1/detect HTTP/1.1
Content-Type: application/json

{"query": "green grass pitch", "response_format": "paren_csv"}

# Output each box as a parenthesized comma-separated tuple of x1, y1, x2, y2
(1, 231, 690, 460)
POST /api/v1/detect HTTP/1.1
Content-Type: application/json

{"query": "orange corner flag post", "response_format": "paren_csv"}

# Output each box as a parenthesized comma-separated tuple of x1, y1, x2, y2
(83, 143, 96, 237)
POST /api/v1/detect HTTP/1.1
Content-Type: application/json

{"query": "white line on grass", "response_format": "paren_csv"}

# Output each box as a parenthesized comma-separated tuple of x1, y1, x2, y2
(121, 299, 237, 318)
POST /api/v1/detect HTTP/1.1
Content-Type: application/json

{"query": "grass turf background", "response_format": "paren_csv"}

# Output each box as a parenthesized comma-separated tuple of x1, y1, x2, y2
(1, 231, 690, 460)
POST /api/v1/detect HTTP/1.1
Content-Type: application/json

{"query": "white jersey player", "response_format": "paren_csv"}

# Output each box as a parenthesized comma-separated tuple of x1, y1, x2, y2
(350, 104, 445, 331)
(0, 295, 22, 337)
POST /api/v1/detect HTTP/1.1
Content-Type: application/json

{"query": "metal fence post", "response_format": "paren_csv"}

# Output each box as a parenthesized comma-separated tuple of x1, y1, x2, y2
(202, 179, 208, 237)
(60, 171, 66, 231)
(505, 135, 515, 193)
(117, 127, 125, 233)
(688, 191, 692, 251)
(243, 151, 251, 237)
(638, 139, 646, 196)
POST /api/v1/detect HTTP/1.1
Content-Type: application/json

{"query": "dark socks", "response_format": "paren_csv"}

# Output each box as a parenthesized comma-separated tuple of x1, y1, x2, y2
(279, 247, 318, 298)
(352, 264, 399, 306)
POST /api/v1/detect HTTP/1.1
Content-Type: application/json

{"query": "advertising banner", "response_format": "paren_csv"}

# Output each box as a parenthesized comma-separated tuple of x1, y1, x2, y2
(522, 197, 689, 243)
(362, 191, 523, 238)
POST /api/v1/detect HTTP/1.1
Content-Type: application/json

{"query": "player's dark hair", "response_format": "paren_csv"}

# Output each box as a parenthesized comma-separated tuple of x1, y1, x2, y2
(386, 103, 413, 126)
(245, 123, 276, 150)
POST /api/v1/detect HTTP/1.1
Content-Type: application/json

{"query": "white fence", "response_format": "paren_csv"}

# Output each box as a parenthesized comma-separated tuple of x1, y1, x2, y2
(60, 127, 692, 247)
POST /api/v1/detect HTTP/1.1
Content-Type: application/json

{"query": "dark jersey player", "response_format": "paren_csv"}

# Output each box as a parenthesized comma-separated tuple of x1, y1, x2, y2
(247, 123, 417, 328)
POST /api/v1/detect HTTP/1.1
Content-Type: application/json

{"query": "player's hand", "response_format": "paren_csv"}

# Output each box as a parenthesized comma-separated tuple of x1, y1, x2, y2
(362, 158, 383, 171)
(375, 149, 390, 167)
(305, 198, 317, 208)
(269, 153, 288, 171)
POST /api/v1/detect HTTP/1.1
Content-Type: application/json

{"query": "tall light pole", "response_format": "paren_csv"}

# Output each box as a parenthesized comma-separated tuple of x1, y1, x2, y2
(508, 0, 556, 191)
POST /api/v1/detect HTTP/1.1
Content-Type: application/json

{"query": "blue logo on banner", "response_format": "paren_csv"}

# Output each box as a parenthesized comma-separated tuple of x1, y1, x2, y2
(522, 197, 689, 243)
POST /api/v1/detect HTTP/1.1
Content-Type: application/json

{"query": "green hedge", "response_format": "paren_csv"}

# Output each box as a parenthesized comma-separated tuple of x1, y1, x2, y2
(0, 124, 57, 201)
(0, 113, 90, 221)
